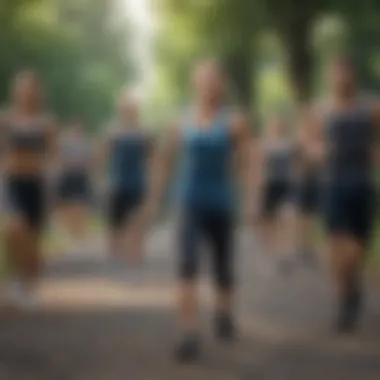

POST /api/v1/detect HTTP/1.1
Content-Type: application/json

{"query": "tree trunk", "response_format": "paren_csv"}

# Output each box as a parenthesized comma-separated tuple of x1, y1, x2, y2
(278, 6, 315, 105)
(224, 50, 254, 110)
(346, 16, 380, 92)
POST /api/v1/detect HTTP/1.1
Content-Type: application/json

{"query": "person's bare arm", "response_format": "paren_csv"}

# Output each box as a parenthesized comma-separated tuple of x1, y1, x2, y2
(231, 112, 255, 220)
(95, 128, 112, 173)
(145, 123, 180, 211)
(45, 116, 59, 171)
(299, 105, 325, 165)
(251, 137, 266, 220)
(145, 131, 157, 171)
(0, 111, 7, 170)
(371, 99, 380, 167)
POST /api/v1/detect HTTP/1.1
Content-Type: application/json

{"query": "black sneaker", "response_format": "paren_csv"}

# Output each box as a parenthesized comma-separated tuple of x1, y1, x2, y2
(336, 283, 363, 334)
(175, 334, 200, 363)
(214, 313, 236, 342)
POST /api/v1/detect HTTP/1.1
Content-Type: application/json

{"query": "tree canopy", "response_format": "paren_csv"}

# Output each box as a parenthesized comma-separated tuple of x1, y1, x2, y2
(0, 0, 134, 130)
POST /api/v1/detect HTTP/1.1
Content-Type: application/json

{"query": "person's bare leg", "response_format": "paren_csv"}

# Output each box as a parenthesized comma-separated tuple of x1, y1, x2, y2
(4, 217, 40, 307)
(5, 216, 27, 281)
(178, 279, 199, 333)
(70, 204, 87, 240)
(108, 228, 124, 258)
(329, 234, 364, 332)
(124, 221, 144, 265)
(295, 212, 319, 268)
(274, 205, 298, 273)
(298, 214, 313, 252)
(23, 229, 42, 290)
(258, 218, 277, 256)
(61, 204, 87, 241)
(283, 205, 300, 256)
(175, 278, 201, 362)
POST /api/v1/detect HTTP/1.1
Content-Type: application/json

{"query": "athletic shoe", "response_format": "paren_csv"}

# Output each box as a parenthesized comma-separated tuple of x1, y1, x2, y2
(175, 334, 201, 363)
(336, 282, 362, 334)
(214, 313, 236, 342)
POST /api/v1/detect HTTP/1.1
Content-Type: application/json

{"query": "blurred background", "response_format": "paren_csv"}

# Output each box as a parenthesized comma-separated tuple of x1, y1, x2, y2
(2, 0, 380, 129)
(2, 0, 380, 253)
(1, 1, 380, 379)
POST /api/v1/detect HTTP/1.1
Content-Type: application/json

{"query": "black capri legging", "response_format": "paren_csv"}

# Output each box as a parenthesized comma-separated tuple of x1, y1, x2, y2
(7, 174, 46, 231)
(179, 207, 234, 290)
(57, 170, 91, 204)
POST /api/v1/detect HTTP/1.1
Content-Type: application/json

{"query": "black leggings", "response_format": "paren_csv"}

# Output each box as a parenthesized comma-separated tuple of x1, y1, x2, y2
(108, 187, 144, 229)
(7, 174, 45, 231)
(179, 207, 234, 290)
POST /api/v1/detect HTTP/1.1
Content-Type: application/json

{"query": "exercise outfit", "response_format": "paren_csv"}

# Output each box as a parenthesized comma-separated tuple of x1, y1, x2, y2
(178, 111, 236, 290)
(108, 128, 150, 229)
(322, 102, 375, 244)
(261, 141, 294, 217)
(57, 134, 92, 204)
(5, 122, 48, 231)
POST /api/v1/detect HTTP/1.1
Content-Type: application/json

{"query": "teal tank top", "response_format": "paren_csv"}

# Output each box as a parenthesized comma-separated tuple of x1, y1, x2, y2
(179, 112, 234, 212)
(109, 129, 149, 193)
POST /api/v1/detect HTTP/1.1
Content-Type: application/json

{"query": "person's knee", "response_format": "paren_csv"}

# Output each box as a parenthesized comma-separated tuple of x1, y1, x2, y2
(214, 260, 233, 291)
(179, 259, 198, 281)
(6, 215, 29, 239)
(343, 235, 366, 265)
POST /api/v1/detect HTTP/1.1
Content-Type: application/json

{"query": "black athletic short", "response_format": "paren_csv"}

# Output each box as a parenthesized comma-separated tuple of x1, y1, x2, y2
(108, 187, 144, 229)
(57, 170, 90, 204)
(7, 174, 45, 230)
(295, 176, 320, 215)
(262, 180, 291, 218)
(179, 206, 234, 290)
(323, 178, 375, 244)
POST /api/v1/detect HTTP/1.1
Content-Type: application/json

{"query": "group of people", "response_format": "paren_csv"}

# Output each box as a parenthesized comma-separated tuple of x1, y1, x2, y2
(0, 55, 379, 362)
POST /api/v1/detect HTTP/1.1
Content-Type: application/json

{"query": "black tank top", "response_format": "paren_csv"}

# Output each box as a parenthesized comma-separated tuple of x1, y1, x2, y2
(325, 102, 373, 181)
(297, 145, 320, 184)
(9, 128, 46, 152)
(5, 116, 47, 154)
(264, 141, 294, 183)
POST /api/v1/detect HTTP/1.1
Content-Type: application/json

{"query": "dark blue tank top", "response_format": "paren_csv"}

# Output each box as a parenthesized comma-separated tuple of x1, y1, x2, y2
(325, 103, 373, 182)
(180, 113, 234, 212)
(7, 119, 47, 153)
(109, 129, 149, 193)
(264, 141, 294, 183)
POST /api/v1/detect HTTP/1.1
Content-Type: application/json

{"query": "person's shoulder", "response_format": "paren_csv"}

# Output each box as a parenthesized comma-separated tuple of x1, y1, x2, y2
(361, 92, 380, 110)
(102, 120, 120, 139)
(0, 107, 11, 126)
(309, 97, 331, 118)
(229, 106, 248, 122)
(34, 113, 57, 138)
(228, 107, 252, 135)
(177, 105, 195, 129)
(40, 112, 58, 129)
(364, 94, 380, 122)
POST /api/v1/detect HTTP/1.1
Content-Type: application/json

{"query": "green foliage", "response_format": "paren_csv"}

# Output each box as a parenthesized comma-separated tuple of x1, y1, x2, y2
(0, 0, 134, 130)
(155, 0, 326, 113)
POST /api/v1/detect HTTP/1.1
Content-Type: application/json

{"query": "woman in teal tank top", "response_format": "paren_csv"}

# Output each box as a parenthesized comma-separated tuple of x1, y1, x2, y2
(98, 92, 152, 267)
(136, 60, 255, 362)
